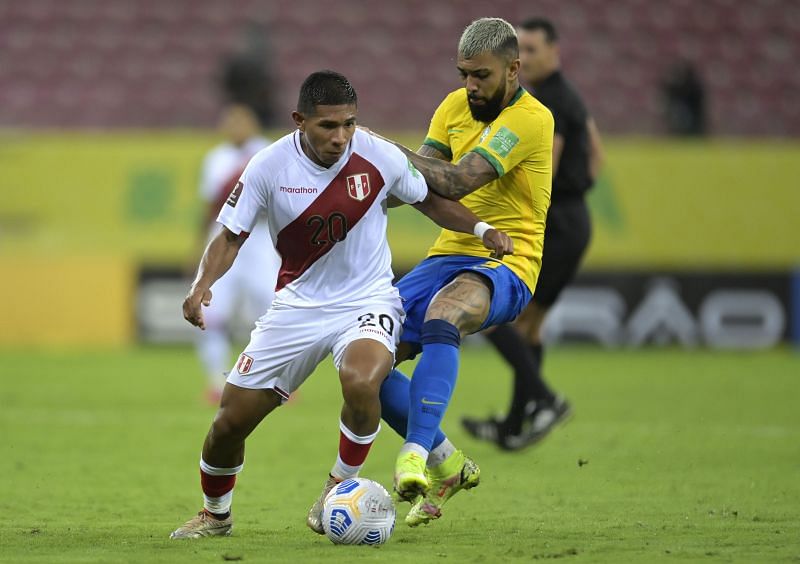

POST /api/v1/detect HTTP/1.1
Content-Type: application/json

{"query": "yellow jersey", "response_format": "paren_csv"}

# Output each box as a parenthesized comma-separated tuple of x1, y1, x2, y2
(422, 86, 553, 293)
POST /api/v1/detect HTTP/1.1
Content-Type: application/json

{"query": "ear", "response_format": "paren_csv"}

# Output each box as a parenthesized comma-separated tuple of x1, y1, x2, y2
(508, 58, 520, 82)
(291, 111, 304, 131)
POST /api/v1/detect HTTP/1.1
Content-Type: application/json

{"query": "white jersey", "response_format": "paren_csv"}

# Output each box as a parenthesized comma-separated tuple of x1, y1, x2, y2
(200, 137, 269, 203)
(200, 136, 271, 210)
(200, 136, 272, 262)
(217, 129, 429, 308)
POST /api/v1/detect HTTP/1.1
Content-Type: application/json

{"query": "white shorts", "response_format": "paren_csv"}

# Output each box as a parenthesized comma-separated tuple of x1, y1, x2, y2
(226, 297, 404, 402)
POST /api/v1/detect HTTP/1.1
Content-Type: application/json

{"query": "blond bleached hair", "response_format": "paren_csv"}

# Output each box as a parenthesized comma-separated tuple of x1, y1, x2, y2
(457, 17, 519, 61)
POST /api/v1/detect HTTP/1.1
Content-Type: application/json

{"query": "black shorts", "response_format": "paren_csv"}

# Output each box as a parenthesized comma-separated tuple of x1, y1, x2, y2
(533, 199, 592, 308)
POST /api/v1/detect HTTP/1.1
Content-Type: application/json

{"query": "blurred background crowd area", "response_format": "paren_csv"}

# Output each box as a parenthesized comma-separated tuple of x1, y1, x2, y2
(1, 0, 799, 134)
(0, 0, 798, 349)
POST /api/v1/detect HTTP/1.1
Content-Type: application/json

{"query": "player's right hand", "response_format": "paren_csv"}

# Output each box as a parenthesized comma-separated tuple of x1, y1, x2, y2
(482, 229, 514, 260)
(183, 287, 212, 330)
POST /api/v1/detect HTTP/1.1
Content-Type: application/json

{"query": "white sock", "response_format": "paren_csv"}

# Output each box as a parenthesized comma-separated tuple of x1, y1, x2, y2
(200, 458, 242, 516)
(427, 438, 456, 468)
(204, 490, 233, 515)
(400, 441, 430, 464)
(330, 420, 380, 481)
(330, 457, 359, 481)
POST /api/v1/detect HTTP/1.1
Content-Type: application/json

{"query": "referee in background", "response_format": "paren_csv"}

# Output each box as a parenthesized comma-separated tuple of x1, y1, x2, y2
(462, 17, 604, 450)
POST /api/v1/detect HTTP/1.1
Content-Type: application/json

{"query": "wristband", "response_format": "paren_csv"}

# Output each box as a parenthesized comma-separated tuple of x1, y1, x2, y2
(473, 221, 493, 240)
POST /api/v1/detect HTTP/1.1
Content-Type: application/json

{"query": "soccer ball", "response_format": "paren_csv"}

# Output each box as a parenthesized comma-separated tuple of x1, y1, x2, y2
(322, 477, 396, 545)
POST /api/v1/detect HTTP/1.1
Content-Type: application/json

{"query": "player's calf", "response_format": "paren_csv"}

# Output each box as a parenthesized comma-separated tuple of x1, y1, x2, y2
(170, 459, 241, 539)
(171, 385, 280, 540)
(202, 385, 282, 463)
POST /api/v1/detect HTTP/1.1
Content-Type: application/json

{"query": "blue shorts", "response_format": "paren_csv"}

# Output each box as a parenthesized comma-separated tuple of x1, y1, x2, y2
(396, 255, 532, 347)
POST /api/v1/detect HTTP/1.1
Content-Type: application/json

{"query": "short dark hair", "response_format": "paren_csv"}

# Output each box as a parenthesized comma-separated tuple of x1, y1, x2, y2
(519, 17, 559, 43)
(297, 70, 357, 115)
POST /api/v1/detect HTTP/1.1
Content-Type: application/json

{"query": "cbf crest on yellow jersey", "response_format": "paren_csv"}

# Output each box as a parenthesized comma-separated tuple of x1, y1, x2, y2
(422, 86, 553, 293)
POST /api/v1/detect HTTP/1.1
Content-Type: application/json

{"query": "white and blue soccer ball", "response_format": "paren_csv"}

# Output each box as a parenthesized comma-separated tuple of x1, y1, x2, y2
(322, 477, 396, 545)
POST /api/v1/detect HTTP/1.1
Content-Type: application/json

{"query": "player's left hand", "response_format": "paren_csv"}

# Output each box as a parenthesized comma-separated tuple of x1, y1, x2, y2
(183, 287, 213, 330)
(483, 229, 514, 259)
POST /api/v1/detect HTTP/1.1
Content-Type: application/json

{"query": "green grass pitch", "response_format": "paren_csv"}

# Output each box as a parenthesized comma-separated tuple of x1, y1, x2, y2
(1, 346, 799, 563)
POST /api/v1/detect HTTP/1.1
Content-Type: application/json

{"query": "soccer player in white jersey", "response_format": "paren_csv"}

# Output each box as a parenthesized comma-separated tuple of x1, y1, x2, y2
(195, 104, 280, 404)
(170, 70, 513, 539)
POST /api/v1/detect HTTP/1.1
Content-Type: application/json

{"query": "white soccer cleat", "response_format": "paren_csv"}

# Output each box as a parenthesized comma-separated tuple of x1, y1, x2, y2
(306, 475, 341, 535)
(170, 510, 232, 539)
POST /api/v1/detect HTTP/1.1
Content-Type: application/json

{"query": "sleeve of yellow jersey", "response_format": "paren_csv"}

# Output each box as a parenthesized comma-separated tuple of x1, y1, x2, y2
(470, 102, 553, 177)
(421, 95, 453, 161)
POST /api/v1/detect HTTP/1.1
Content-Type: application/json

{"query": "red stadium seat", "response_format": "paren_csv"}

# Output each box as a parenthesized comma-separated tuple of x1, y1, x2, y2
(1, 0, 797, 133)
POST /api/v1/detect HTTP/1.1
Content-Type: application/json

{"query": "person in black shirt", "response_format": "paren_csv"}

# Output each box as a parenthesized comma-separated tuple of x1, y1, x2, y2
(661, 60, 707, 136)
(462, 17, 604, 450)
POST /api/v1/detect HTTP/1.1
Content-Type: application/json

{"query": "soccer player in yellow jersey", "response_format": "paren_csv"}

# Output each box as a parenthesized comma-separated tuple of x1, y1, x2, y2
(373, 17, 554, 524)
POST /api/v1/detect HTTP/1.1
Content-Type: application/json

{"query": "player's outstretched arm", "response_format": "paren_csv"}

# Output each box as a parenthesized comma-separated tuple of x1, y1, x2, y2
(410, 151, 497, 200)
(404, 145, 498, 201)
(413, 192, 513, 259)
(183, 227, 248, 329)
(362, 128, 497, 201)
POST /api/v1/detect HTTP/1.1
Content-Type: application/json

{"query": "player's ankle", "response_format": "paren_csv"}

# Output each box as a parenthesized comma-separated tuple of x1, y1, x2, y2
(427, 438, 456, 468)
(204, 508, 231, 521)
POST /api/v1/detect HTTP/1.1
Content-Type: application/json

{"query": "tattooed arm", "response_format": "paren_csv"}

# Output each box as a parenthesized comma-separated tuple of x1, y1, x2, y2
(417, 144, 448, 160)
(364, 127, 497, 201)
(412, 191, 514, 259)
(386, 185, 514, 258)
(399, 143, 498, 201)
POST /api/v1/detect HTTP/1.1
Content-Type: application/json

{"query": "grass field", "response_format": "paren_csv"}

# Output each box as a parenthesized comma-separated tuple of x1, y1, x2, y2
(1, 346, 799, 563)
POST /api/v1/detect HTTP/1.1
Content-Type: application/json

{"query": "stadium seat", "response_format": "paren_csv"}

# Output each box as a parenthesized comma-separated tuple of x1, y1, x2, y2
(0, 0, 797, 133)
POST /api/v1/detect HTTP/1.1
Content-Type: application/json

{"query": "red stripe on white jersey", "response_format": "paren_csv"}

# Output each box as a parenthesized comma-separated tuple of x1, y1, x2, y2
(274, 153, 384, 292)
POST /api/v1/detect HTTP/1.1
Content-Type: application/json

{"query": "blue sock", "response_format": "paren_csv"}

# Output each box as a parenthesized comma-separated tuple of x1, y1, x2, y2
(380, 368, 446, 449)
(406, 320, 460, 451)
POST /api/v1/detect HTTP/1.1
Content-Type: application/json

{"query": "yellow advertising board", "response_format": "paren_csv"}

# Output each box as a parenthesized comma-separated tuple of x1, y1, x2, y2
(0, 256, 133, 346)
(1, 131, 798, 345)
(584, 139, 800, 270)
(0, 131, 215, 263)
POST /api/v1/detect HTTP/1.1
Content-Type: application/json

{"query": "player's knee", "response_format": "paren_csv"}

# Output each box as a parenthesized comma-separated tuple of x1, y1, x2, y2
(515, 317, 538, 343)
(210, 410, 249, 443)
(340, 365, 382, 406)
(524, 303, 548, 343)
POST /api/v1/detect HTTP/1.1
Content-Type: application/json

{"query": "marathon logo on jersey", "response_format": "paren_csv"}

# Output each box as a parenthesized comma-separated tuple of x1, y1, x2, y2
(236, 353, 254, 374)
(346, 174, 371, 201)
(226, 181, 244, 207)
(279, 185, 319, 195)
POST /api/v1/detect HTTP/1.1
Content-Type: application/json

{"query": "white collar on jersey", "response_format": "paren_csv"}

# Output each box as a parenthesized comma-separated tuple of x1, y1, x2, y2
(292, 130, 354, 175)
